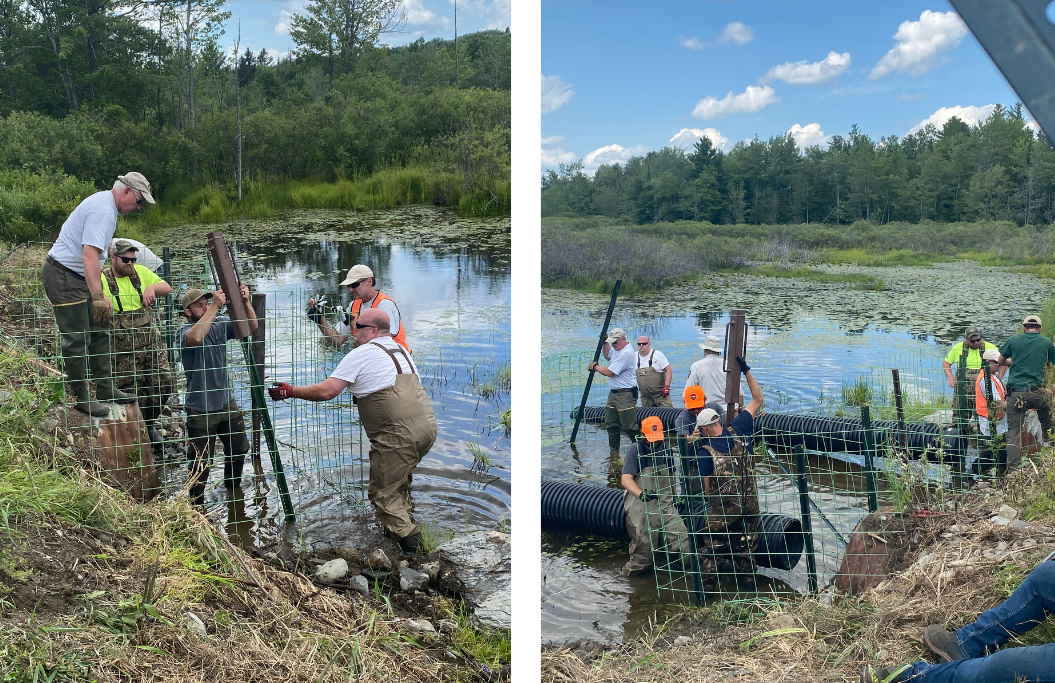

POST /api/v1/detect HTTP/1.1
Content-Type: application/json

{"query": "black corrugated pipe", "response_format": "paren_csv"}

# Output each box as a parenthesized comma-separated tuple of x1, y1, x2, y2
(540, 479, 803, 570)
(571, 407, 965, 461)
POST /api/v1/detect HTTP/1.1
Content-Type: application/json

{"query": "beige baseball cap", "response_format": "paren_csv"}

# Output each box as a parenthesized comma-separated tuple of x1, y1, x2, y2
(117, 172, 155, 204)
(982, 349, 1000, 362)
(340, 264, 374, 286)
(696, 408, 721, 427)
(181, 288, 212, 310)
(1023, 314, 1042, 326)
(605, 327, 627, 344)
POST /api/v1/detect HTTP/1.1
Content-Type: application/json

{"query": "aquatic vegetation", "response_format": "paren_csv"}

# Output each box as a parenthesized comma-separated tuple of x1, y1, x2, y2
(841, 376, 874, 407)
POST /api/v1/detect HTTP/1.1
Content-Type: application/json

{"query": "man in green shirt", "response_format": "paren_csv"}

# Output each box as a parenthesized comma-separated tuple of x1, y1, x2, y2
(101, 239, 174, 450)
(997, 314, 1055, 472)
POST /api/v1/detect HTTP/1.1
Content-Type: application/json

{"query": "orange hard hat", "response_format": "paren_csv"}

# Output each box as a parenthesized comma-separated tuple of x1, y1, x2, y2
(641, 416, 665, 442)
(684, 385, 707, 409)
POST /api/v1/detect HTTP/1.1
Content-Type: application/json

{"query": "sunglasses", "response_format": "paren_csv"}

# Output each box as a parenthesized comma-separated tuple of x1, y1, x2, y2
(354, 323, 377, 330)
(131, 189, 143, 205)
(637, 342, 649, 346)
(347, 279, 366, 289)
(118, 256, 137, 264)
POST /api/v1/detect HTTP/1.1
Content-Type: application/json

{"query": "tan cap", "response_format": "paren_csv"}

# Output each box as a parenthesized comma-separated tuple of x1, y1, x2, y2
(117, 172, 155, 204)
(181, 288, 212, 310)
(699, 335, 722, 353)
(111, 238, 139, 255)
(696, 408, 721, 427)
(339, 264, 374, 286)
(605, 327, 626, 344)
(983, 349, 1001, 362)
(1024, 314, 1042, 326)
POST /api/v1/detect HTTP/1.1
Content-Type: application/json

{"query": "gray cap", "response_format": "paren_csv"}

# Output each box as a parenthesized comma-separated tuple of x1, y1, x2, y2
(111, 239, 139, 255)
(117, 172, 155, 204)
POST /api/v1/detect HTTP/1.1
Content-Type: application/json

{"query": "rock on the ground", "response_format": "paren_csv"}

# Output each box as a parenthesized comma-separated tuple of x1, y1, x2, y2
(337, 547, 365, 564)
(351, 574, 370, 597)
(183, 612, 207, 636)
(438, 619, 458, 634)
(418, 560, 440, 582)
(437, 531, 511, 631)
(998, 504, 1020, 521)
(316, 558, 349, 583)
(399, 566, 430, 593)
(673, 636, 691, 647)
(1012, 519, 1030, 529)
(768, 614, 797, 630)
(402, 618, 436, 633)
(368, 549, 393, 571)
(992, 516, 1012, 526)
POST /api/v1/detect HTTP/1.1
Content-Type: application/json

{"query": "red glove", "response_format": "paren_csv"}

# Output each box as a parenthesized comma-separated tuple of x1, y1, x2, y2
(268, 382, 295, 401)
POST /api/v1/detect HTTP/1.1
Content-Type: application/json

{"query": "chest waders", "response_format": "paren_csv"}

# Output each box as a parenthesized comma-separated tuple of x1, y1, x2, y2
(697, 426, 760, 580)
(355, 342, 437, 540)
(636, 351, 671, 408)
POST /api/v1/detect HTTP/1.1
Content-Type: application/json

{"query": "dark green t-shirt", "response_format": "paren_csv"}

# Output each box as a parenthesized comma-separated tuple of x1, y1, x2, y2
(998, 332, 1055, 389)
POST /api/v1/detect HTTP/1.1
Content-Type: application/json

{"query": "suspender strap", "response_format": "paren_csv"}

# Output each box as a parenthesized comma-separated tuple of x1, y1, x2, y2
(102, 266, 145, 314)
(637, 350, 656, 369)
(369, 341, 416, 375)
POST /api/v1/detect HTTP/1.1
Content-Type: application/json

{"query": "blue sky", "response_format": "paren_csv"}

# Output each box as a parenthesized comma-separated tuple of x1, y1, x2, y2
(541, 0, 1026, 174)
(216, 0, 509, 63)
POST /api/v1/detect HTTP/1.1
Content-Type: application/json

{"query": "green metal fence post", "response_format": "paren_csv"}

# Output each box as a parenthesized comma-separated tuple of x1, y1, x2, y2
(794, 445, 819, 595)
(860, 405, 879, 513)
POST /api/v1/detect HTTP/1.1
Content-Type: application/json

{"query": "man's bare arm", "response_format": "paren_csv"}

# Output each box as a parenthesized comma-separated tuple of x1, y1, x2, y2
(82, 245, 105, 297)
(620, 473, 642, 497)
(743, 369, 764, 417)
(291, 377, 348, 402)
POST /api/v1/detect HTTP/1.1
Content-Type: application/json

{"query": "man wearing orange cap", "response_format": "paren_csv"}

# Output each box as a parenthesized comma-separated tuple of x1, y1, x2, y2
(675, 384, 726, 438)
(619, 416, 691, 576)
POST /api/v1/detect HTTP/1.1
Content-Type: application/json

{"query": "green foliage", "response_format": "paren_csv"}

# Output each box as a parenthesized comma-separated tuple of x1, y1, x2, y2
(738, 265, 884, 290)
(0, 170, 97, 243)
(841, 377, 874, 407)
(543, 106, 1055, 229)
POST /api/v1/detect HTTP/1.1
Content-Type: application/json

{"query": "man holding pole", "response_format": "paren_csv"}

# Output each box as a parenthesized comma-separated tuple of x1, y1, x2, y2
(635, 336, 673, 407)
(268, 309, 436, 557)
(41, 172, 154, 416)
(588, 328, 641, 455)
(178, 286, 257, 505)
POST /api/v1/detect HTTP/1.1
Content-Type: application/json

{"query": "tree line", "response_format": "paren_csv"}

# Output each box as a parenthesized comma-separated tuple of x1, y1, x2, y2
(542, 104, 1055, 226)
(0, 0, 509, 216)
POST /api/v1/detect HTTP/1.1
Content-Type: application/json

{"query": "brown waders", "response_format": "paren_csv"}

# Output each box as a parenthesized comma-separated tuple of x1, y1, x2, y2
(356, 342, 437, 541)
(1005, 388, 1052, 472)
(636, 351, 671, 407)
(42, 257, 127, 417)
(605, 388, 640, 451)
(623, 464, 690, 575)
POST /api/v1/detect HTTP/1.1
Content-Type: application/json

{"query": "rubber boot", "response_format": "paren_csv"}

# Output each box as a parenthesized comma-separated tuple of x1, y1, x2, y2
(398, 531, 423, 559)
(71, 380, 110, 417)
(84, 319, 134, 404)
(53, 303, 109, 417)
(95, 381, 136, 403)
(223, 455, 245, 489)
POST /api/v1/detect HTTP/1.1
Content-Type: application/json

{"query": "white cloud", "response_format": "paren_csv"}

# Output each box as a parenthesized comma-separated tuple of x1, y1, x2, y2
(582, 143, 650, 174)
(787, 123, 830, 150)
(680, 21, 753, 50)
(692, 85, 779, 120)
(541, 145, 576, 169)
(669, 127, 729, 151)
(541, 74, 575, 114)
(719, 22, 753, 46)
(908, 104, 997, 134)
(456, 0, 511, 30)
(542, 135, 568, 146)
(870, 10, 967, 79)
(405, 0, 436, 24)
(895, 93, 926, 101)
(275, 9, 295, 35)
(763, 51, 850, 85)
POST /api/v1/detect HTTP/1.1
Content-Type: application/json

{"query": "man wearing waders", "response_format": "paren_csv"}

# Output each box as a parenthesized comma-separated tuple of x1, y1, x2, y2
(41, 173, 154, 416)
(620, 416, 691, 576)
(588, 328, 641, 458)
(692, 358, 764, 591)
(635, 336, 673, 407)
(997, 314, 1055, 474)
(268, 308, 437, 557)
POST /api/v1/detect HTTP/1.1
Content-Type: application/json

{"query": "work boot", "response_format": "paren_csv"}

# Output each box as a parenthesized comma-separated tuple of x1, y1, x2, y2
(68, 380, 109, 417)
(922, 624, 967, 662)
(860, 664, 908, 683)
(398, 532, 423, 559)
(95, 382, 136, 403)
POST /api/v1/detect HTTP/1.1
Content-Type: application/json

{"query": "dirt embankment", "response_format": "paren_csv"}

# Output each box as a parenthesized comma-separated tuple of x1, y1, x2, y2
(542, 457, 1055, 683)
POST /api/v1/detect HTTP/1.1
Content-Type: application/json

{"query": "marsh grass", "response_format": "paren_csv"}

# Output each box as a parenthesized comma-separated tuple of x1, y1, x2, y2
(841, 376, 874, 407)
(736, 265, 885, 290)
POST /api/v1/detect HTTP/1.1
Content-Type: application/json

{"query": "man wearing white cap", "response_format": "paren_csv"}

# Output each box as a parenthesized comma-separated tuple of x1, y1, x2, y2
(588, 328, 641, 452)
(686, 335, 728, 413)
(309, 264, 410, 354)
(972, 348, 1007, 476)
(41, 172, 155, 417)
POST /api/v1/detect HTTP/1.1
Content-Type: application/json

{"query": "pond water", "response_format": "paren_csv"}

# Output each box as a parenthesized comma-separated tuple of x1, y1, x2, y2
(540, 261, 1055, 646)
(148, 206, 510, 557)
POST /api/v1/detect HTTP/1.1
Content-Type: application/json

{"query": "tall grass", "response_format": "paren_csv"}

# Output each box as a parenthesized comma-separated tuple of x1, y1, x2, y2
(0, 170, 97, 243)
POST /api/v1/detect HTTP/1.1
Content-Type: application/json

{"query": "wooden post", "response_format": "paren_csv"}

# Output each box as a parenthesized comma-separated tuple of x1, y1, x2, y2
(725, 310, 748, 419)
(250, 292, 265, 475)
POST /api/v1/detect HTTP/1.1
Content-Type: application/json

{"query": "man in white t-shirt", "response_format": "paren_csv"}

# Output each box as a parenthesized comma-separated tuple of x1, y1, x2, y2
(635, 336, 673, 407)
(307, 264, 410, 353)
(686, 335, 734, 412)
(268, 309, 436, 556)
(589, 328, 641, 452)
(41, 172, 155, 417)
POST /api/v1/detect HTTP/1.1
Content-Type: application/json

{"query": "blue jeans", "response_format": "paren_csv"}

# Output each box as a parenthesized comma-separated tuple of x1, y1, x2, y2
(893, 562, 1055, 682)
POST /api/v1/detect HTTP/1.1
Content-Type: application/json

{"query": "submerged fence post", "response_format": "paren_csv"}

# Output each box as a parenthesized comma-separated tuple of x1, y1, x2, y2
(250, 292, 266, 476)
(860, 405, 879, 513)
(794, 445, 819, 595)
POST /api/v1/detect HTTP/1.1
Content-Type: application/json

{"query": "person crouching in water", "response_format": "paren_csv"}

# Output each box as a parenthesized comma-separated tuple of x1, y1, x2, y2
(268, 309, 437, 557)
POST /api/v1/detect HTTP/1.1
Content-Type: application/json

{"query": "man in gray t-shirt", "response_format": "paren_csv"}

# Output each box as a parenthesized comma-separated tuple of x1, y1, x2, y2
(177, 285, 257, 505)
(41, 173, 154, 416)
